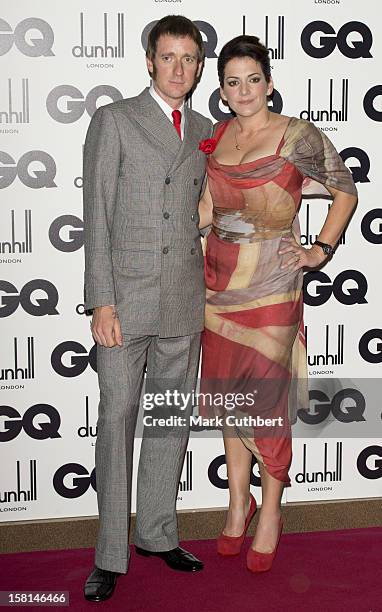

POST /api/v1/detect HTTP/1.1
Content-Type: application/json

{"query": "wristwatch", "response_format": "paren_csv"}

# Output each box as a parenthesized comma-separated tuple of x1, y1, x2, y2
(313, 240, 335, 256)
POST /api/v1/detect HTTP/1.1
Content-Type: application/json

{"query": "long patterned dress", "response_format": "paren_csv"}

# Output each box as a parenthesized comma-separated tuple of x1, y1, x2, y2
(200, 117, 357, 485)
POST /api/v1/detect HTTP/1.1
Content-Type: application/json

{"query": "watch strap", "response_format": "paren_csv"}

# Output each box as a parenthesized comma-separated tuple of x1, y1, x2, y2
(314, 240, 334, 256)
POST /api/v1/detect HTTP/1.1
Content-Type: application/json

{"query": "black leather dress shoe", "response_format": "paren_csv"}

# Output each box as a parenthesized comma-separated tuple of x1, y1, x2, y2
(135, 546, 203, 572)
(84, 566, 117, 602)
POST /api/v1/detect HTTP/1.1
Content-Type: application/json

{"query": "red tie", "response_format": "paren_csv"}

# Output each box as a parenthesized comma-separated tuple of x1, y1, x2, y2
(172, 109, 182, 139)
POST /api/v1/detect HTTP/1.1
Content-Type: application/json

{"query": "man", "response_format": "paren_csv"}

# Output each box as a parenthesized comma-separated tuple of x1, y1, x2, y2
(82, 15, 212, 602)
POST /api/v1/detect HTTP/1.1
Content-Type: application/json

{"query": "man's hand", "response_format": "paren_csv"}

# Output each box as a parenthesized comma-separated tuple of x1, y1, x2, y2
(91, 305, 123, 348)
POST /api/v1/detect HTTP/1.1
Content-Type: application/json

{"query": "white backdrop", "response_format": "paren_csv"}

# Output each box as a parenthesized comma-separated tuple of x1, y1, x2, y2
(1, 0, 382, 523)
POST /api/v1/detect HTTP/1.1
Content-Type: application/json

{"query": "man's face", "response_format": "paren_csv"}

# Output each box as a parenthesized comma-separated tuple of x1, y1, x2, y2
(146, 34, 202, 108)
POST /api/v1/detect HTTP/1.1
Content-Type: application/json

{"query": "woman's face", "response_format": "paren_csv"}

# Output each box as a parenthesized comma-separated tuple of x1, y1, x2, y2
(220, 56, 273, 117)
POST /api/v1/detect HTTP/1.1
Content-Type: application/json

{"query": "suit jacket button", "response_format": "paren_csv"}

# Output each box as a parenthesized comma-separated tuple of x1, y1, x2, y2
(162, 246, 169, 254)
(190, 248, 196, 255)
(165, 177, 171, 185)
(193, 178, 198, 185)
(163, 211, 170, 219)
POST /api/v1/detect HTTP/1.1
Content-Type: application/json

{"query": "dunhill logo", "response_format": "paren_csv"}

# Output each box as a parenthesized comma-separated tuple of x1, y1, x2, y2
(0, 337, 35, 381)
(300, 203, 345, 247)
(295, 442, 342, 484)
(0, 460, 37, 503)
(0, 79, 30, 124)
(306, 324, 344, 366)
(300, 78, 348, 122)
(179, 451, 193, 492)
(264, 15, 285, 60)
(77, 396, 97, 438)
(0, 210, 32, 254)
(72, 13, 125, 58)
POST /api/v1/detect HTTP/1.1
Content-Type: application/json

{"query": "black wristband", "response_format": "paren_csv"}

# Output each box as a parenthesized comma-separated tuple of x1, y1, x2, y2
(313, 240, 334, 256)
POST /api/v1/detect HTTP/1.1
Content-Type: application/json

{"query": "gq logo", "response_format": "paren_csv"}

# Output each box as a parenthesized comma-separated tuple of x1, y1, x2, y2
(49, 215, 83, 252)
(359, 329, 382, 363)
(0, 280, 59, 317)
(357, 446, 382, 479)
(340, 147, 370, 184)
(53, 463, 96, 498)
(0, 151, 57, 189)
(0, 404, 61, 442)
(208, 88, 283, 122)
(303, 270, 368, 306)
(51, 341, 97, 377)
(363, 85, 382, 122)
(208, 454, 260, 488)
(361, 209, 382, 244)
(0, 17, 54, 57)
(141, 20, 218, 58)
(46, 85, 123, 123)
(301, 21, 372, 58)
(298, 388, 365, 425)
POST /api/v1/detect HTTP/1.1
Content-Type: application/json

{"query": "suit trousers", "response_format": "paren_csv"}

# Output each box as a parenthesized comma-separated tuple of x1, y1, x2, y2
(94, 332, 201, 573)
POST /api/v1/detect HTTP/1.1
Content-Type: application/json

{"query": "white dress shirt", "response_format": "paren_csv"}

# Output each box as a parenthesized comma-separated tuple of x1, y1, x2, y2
(149, 84, 185, 140)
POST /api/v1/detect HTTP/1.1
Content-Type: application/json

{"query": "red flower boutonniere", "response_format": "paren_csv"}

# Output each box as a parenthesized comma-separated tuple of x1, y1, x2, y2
(199, 138, 217, 155)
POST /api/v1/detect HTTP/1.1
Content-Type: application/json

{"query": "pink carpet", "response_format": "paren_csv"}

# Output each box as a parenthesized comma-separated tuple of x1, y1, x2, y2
(0, 528, 381, 611)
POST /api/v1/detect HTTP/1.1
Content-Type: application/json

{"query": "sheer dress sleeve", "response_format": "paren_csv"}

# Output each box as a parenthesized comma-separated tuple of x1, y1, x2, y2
(281, 119, 358, 198)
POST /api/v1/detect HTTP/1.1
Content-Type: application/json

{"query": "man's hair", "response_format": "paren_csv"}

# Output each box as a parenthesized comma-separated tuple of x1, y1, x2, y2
(146, 15, 205, 63)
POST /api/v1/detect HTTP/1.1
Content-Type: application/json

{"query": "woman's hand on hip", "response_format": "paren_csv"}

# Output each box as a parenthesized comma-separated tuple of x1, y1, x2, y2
(278, 236, 327, 271)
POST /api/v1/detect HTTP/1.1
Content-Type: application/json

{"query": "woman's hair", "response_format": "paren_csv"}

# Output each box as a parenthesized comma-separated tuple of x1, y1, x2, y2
(217, 35, 271, 87)
(146, 15, 205, 63)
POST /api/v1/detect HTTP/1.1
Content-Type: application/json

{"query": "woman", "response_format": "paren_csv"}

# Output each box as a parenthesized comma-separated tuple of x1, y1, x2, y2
(198, 35, 357, 572)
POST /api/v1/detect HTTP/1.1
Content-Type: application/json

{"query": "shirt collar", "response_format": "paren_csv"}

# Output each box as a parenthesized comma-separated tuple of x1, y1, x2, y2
(149, 84, 185, 123)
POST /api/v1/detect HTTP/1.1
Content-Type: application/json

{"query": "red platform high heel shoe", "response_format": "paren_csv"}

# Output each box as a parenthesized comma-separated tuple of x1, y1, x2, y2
(217, 494, 257, 556)
(246, 517, 283, 572)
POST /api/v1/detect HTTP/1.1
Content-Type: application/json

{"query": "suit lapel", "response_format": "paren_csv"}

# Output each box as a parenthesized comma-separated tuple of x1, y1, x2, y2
(127, 88, 203, 174)
(128, 88, 181, 161)
(168, 106, 201, 175)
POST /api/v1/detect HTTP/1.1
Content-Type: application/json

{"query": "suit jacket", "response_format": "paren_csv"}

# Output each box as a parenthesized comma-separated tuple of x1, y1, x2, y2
(83, 87, 213, 337)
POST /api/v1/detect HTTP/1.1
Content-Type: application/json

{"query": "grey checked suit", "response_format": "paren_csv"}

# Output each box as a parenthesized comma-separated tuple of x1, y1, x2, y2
(83, 88, 212, 573)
